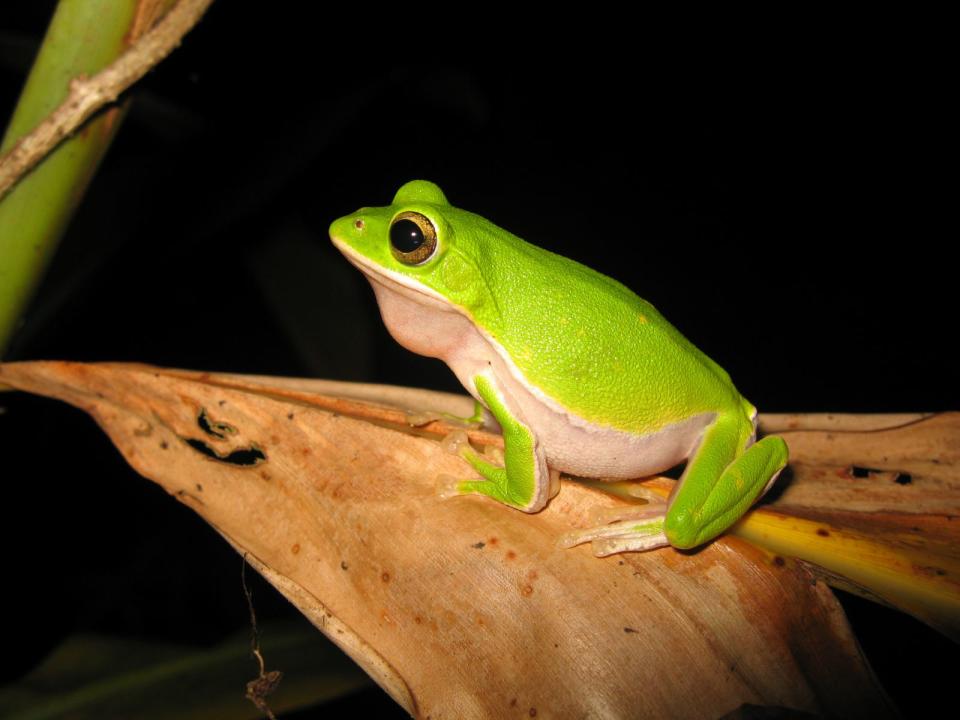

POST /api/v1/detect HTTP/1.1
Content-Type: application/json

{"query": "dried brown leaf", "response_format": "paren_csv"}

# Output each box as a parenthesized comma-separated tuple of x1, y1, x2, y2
(0, 361, 895, 719)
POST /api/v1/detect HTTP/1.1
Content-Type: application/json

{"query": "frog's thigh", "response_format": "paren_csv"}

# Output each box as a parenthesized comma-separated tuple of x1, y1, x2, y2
(665, 417, 789, 549)
(455, 371, 550, 512)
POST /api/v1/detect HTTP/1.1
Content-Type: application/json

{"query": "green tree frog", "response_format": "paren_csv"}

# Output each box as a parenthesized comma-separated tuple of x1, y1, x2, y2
(330, 180, 788, 556)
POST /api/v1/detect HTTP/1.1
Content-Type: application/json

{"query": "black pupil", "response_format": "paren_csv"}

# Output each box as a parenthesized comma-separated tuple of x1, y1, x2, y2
(390, 219, 424, 253)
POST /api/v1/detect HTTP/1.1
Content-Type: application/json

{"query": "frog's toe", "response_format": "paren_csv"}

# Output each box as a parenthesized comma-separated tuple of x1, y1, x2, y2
(437, 473, 468, 500)
(586, 501, 667, 526)
(559, 511, 670, 556)
(590, 532, 670, 556)
(439, 430, 472, 455)
(439, 473, 509, 502)
(405, 410, 444, 427)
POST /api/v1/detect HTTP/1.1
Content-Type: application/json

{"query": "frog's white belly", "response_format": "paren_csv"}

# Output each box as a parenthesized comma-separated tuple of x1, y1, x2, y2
(368, 275, 714, 479)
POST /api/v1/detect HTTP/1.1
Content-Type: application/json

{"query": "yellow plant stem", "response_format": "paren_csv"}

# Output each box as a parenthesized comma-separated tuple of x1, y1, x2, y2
(736, 509, 960, 640)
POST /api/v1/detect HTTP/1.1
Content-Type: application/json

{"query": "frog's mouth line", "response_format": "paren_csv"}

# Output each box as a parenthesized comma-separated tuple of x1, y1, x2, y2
(330, 235, 455, 313)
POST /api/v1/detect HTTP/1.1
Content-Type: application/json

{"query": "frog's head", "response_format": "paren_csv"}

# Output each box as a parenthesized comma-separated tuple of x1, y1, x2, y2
(330, 180, 493, 311)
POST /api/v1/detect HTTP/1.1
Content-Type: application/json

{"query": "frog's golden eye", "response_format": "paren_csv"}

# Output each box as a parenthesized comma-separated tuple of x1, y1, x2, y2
(390, 211, 438, 265)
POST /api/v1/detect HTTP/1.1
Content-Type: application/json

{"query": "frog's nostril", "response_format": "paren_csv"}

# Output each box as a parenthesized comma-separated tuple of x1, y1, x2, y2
(354, 218, 365, 230)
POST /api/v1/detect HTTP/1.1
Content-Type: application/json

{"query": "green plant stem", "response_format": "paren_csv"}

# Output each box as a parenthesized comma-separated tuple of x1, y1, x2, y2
(0, 0, 140, 358)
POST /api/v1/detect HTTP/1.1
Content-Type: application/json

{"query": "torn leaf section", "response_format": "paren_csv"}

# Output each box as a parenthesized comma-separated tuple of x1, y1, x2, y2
(181, 438, 266, 467)
(180, 407, 265, 466)
(197, 407, 238, 439)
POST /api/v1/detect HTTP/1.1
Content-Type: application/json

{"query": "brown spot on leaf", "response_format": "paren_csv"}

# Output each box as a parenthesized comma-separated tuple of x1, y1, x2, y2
(521, 585, 534, 597)
(506, 550, 517, 561)
(381, 571, 391, 583)
(174, 489, 204, 506)
(914, 565, 947, 577)
(291, 543, 300, 555)
(816, 528, 830, 537)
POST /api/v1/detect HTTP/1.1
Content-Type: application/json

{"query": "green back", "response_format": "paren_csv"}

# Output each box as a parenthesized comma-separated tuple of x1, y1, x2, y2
(442, 212, 738, 429)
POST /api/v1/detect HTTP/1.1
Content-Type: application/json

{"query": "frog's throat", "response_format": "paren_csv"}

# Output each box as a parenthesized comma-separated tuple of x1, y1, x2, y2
(335, 238, 544, 414)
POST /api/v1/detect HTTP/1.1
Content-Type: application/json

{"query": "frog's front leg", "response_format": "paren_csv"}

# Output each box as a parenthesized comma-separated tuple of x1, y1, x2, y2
(450, 370, 556, 512)
(561, 414, 788, 556)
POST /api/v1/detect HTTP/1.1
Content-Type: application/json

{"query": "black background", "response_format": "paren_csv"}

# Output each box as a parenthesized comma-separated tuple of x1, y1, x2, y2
(1, 3, 954, 717)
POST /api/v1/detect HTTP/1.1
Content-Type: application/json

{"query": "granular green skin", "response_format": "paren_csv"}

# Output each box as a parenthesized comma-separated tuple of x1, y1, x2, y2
(331, 181, 747, 434)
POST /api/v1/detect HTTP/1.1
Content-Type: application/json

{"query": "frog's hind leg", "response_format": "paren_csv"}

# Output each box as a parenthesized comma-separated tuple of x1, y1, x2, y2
(663, 415, 788, 549)
(561, 414, 788, 556)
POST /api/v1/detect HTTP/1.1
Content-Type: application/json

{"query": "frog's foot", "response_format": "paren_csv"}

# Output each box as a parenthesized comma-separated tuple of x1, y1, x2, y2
(437, 431, 509, 502)
(559, 507, 670, 557)
(439, 457, 560, 511)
